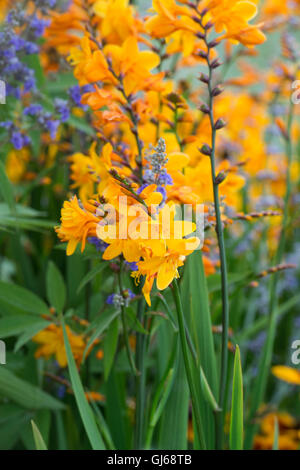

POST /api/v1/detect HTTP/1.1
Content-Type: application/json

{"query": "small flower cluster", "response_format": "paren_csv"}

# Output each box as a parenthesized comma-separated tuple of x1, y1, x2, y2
(0, 1, 67, 150)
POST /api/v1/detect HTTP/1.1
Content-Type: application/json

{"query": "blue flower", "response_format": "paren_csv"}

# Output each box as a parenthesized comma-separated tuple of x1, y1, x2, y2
(45, 119, 60, 140)
(29, 16, 51, 38)
(124, 261, 138, 271)
(88, 237, 108, 252)
(54, 98, 70, 122)
(10, 131, 31, 150)
(24, 104, 43, 116)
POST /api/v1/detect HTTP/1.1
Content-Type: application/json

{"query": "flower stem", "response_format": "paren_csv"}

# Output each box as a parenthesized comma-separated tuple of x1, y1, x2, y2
(194, 11, 230, 447)
(134, 297, 147, 449)
(117, 268, 139, 377)
(172, 280, 207, 450)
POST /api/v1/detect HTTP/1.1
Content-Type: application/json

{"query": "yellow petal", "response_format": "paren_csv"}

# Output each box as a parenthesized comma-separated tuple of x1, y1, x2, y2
(272, 366, 300, 385)
(139, 51, 160, 71)
(102, 241, 122, 260)
(157, 262, 176, 290)
(67, 238, 78, 256)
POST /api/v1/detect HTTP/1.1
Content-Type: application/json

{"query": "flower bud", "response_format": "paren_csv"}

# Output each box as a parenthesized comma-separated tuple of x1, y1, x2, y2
(215, 172, 226, 184)
(200, 103, 210, 114)
(211, 86, 224, 97)
(214, 118, 226, 130)
(199, 73, 209, 84)
(200, 144, 212, 156)
(198, 50, 208, 59)
(211, 58, 222, 69)
(207, 39, 219, 48)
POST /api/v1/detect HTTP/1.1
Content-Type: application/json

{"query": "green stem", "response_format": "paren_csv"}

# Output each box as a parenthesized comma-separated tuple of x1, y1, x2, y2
(205, 40, 229, 450)
(117, 268, 138, 377)
(172, 280, 207, 450)
(134, 297, 147, 449)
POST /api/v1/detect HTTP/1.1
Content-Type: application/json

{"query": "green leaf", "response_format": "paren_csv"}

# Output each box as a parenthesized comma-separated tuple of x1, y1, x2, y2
(230, 345, 244, 450)
(181, 251, 218, 449)
(0, 161, 16, 213)
(46, 261, 66, 313)
(60, 314, 105, 450)
(0, 367, 64, 410)
(76, 262, 107, 294)
(103, 316, 119, 380)
(83, 308, 119, 361)
(31, 420, 47, 450)
(126, 306, 149, 334)
(14, 321, 50, 352)
(0, 315, 49, 339)
(0, 281, 49, 315)
(158, 341, 189, 449)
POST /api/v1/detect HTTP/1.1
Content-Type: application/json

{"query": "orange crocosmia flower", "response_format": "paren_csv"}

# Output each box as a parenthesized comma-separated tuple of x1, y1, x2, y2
(131, 205, 200, 305)
(136, 239, 198, 306)
(93, 0, 143, 45)
(33, 324, 86, 368)
(82, 85, 125, 111)
(272, 366, 300, 385)
(104, 36, 161, 95)
(55, 195, 100, 255)
(145, 0, 198, 38)
(68, 36, 116, 86)
(203, 0, 266, 47)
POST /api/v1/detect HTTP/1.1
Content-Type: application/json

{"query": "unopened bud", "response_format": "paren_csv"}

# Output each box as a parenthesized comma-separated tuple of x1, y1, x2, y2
(204, 20, 213, 29)
(215, 172, 226, 184)
(199, 73, 209, 84)
(214, 118, 226, 130)
(211, 58, 222, 69)
(196, 31, 205, 39)
(200, 8, 209, 17)
(207, 39, 219, 48)
(200, 103, 210, 114)
(198, 50, 208, 59)
(200, 144, 212, 156)
(212, 86, 224, 97)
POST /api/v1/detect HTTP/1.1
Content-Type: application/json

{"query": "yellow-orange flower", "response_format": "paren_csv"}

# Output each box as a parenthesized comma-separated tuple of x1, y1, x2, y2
(33, 324, 86, 368)
(55, 195, 100, 255)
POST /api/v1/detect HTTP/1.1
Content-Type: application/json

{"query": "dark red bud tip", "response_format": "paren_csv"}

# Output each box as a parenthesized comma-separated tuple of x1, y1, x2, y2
(215, 172, 226, 184)
(200, 8, 209, 17)
(207, 39, 219, 48)
(211, 58, 222, 69)
(200, 104, 210, 114)
(200, 144, 212, 156)
(204, 20, 213, 29)
(198, 50, 208, 59)
(212, 86, 224, 97)
(193, 16, 202, 25)
(214, 118, 226, 130)
(196, 31, 205, 39)
(199, 73, 209, 84)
